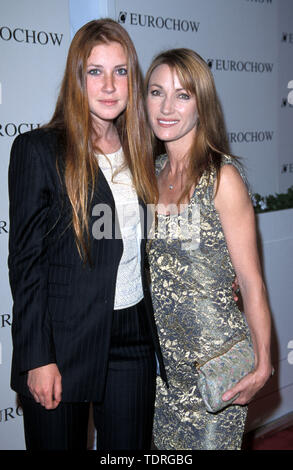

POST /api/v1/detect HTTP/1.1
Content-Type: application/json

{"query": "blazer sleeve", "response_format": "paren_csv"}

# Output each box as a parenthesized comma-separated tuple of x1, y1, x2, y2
(8, 132, 56, 373)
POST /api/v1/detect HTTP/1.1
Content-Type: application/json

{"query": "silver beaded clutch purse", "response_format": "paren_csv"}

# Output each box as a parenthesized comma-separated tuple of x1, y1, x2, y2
(194, 336, 255, 413)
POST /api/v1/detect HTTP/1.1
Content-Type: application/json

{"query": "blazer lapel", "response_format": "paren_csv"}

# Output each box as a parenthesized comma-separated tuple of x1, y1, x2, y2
(93, 167, 116, 208)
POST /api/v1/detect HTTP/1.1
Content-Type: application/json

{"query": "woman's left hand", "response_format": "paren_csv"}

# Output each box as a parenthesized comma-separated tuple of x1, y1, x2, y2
(222, 366, 273, 406)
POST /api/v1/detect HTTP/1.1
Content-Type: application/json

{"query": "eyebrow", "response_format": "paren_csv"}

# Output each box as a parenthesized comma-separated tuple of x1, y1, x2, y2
(149, 83, 187, 92)
(87, 63, 128, 68)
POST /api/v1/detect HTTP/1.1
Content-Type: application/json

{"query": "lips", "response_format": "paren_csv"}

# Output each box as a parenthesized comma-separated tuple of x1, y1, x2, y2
(99, 100, 118, 106)
(157, 119, 179, 127)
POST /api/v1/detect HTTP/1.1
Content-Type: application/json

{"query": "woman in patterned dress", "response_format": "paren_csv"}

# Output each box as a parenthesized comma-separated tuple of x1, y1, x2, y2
(145, 48, 273, 450)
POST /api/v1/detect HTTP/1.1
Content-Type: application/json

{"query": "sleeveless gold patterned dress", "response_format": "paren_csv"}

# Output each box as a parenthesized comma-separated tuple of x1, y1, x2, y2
(147, 154, 251, 450)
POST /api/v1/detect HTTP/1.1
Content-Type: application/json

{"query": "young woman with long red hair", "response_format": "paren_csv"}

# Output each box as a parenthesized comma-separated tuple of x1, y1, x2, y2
(8, 18, 166, 451)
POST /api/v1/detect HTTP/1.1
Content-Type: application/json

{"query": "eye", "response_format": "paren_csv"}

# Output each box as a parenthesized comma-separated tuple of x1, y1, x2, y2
(116, 67, 128, 76)
(178, 92, 190, 100)
(150, 89, 162, 97)
(88, 68, 101, 76)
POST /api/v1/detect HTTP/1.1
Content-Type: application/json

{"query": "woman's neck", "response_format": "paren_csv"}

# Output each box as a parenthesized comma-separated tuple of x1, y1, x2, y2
(92, 120, 121, 154)
(165, 143, 189, 176)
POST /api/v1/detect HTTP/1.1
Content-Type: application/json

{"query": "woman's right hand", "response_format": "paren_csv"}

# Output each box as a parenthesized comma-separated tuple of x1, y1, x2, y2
(27, 363, 62, 410)
(232, 277, 239, 301)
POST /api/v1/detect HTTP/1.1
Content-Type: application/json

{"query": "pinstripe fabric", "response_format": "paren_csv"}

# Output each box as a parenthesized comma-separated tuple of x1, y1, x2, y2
(94, 300, 156, 450)
(19, 301, 156, 450)
(19, 395, 90, 450)
(8, 128, 167, 407)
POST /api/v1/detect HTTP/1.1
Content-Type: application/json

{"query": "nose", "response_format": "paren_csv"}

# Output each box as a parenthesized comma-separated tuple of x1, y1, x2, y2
(102, 73, 115, 93)
(161, 94, 175, 115)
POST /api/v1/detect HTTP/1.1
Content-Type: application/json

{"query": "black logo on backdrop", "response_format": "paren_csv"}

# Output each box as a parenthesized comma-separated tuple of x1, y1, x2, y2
(118, 11, 200, 32)
(0, 406, 23, 423)
(207, 58, 273, 73)
(0, 314, 11, 328)
(118, 12, 127, 24)
(0, 26, 63, 46)
(228, 131, 274, 143)
(282, 33, 293, 44)
(0, 122, 40, 137)
(0, 221, 8, 234)
(281, 163, 293, 174)
(281, 98, 293, 108)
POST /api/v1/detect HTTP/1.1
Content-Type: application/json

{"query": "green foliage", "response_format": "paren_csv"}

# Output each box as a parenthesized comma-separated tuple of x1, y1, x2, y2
(252, 186, 293, 213)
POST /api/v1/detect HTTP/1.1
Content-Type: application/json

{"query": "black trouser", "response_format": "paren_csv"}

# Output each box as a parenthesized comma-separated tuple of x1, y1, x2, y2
(20, 299, 157, 450)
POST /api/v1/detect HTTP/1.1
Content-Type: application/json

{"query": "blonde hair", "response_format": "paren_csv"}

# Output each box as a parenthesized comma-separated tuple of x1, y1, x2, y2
(47, 19, 156, 262)
(145, 48, 232, 203)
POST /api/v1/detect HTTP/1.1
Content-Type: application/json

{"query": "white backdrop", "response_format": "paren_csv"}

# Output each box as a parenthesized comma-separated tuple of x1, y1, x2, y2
(0, 0, 292, 450)
(0, 0, 71, 449)
(111, 0, 286, 197)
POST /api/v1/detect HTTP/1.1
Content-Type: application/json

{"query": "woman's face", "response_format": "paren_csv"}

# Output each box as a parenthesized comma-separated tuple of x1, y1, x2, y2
(86, 41, 128, 127)
(146, 64, 198, 148)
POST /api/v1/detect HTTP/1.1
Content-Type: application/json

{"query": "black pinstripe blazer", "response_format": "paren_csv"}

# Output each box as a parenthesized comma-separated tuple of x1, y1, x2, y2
(8, 128, 167, 402)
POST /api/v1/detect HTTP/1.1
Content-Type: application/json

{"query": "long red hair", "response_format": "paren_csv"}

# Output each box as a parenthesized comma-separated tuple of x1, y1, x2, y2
(47, 19, 156, 261)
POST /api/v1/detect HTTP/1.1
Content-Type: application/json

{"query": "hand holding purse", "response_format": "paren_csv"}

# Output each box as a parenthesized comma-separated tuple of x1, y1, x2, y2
(194, 336, 255, 413)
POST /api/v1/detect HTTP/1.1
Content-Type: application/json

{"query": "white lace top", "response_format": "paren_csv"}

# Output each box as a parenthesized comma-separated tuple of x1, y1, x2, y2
(96, 148, 143, 310)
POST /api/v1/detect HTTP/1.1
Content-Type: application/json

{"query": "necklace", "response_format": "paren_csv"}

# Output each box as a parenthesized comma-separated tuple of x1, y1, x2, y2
(166, 162, 184, 190)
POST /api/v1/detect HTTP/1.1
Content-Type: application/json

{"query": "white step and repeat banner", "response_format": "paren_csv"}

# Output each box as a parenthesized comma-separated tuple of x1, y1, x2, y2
(0, 0, 292, 450)
(111, 0, 293, 197)
(0, 0, 71, 450)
